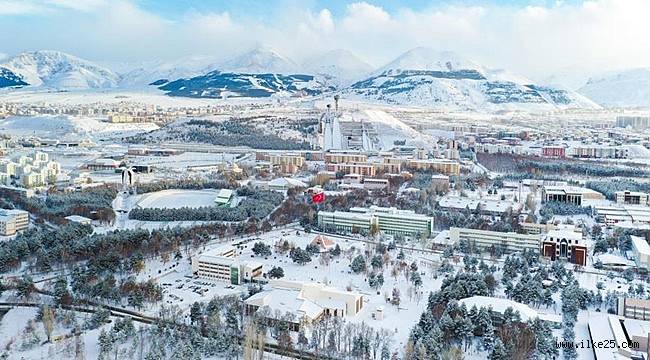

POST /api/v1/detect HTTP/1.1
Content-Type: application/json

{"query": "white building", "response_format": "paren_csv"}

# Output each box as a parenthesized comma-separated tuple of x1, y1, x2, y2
(214, 188, 234, 207)
(65, 215, 92, 225)
(594, 205, 650, 225)
(244, 280, 364, 329)
(615, 191, 649, 205)
(192, 245, 237, 282)
(631, 236, 650, 271)
(318, 205, 434, 237)
(448, 227, 540, 254)
(458, 296, 560, 324)
(0, 209, 29, 236)
(191, 245, 262, 284)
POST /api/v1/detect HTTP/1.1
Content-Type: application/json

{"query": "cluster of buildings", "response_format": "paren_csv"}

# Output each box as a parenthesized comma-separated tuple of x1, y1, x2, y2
(0, 151, 61, 188)
(0, 101, 229, 125)
(587, 296, 650, 359)
(445, 226, 588, 266)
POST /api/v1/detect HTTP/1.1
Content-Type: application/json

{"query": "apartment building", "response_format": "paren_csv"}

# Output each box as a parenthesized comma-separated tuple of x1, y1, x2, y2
(324, 151, 368, 164)
(269, 153, 305, 174)
(0, 209, 29, 236)
(407, 159, 461, 176)
(326, 162, 376, 176)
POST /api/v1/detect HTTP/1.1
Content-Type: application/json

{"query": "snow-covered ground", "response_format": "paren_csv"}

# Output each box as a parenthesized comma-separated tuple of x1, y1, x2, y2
(135, 189, 221, 209)
(0, 115, 158, 140)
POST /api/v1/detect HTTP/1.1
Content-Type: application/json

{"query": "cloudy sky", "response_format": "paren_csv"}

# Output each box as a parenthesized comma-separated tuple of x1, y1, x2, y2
(0, 0, 648, 80)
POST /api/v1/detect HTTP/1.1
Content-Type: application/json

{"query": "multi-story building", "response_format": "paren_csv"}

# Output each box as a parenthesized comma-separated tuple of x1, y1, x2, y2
(318, 206, 434, 237)
(542, 146, 565, 158)
(568, 145, 629, 159)
(541, 228, 587, 266)
(541, 186, 605, 206)
(269, 153, 305, 174)
(324, 151, 368, 164)
(326, 162, 376, 176)
(192, 245, 237, 282)
(407, 159, 461, 176)
(631, 236, 650, 271)
(618, 297, 650, 321)
(615, 191, 649, 205)
(448, 227, 540, 254)
(0, 209, 29, 236)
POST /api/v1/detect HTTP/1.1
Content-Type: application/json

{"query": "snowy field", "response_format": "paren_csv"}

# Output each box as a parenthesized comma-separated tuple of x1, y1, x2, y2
(0, 115, 158, 140)
(135, 189, 220, 209)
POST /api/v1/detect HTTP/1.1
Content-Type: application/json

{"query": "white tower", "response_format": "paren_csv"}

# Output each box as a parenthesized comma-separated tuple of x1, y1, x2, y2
(320, 104, 342, 151)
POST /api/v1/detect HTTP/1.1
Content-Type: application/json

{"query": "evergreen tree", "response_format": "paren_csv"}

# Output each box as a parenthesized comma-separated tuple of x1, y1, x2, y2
(489, 338, 508, 360)
(351, 255, 367, 273)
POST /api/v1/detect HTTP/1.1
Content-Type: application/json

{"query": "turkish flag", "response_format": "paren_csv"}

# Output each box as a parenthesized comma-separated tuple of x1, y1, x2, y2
(312, 192, 325, 203)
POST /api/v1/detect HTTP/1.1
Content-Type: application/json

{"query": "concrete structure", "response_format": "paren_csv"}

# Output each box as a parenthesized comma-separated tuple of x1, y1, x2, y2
(244, 280, 364, 329)
(541, 186, 605, 206)
(448, 227, 540, 254)
(616, 191, 649, 205)
(631, 236, 650, 271)
(214, 188, 234, 207)
(541, 228, 587, 266)
(318, 205, 434, 237)
(0, 209, 29, 236)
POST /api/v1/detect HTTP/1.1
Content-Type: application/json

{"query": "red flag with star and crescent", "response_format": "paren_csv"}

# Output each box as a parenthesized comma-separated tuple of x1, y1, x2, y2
(312, 191, 325, 204)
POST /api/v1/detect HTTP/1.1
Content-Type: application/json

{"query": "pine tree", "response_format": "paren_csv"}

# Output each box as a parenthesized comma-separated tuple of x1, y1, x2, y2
(489, 338, 508, 360)
(482, 321, 495, 351)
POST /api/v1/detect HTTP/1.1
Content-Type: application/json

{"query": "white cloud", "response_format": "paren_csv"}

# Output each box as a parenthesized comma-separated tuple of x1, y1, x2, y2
(1, 0, 649, 81)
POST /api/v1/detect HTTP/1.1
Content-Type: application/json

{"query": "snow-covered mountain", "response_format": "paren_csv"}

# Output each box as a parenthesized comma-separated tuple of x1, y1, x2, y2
(157, 71, 335, 99)
(218, 47, 300, 74)
(347, 47, 599, 111)
(0, 50, 119, 89)
(117, 55, 220, 88)
(0, 67, 28, 88)
(302, 49, 373, 85)
(578, 68, 650, 108)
